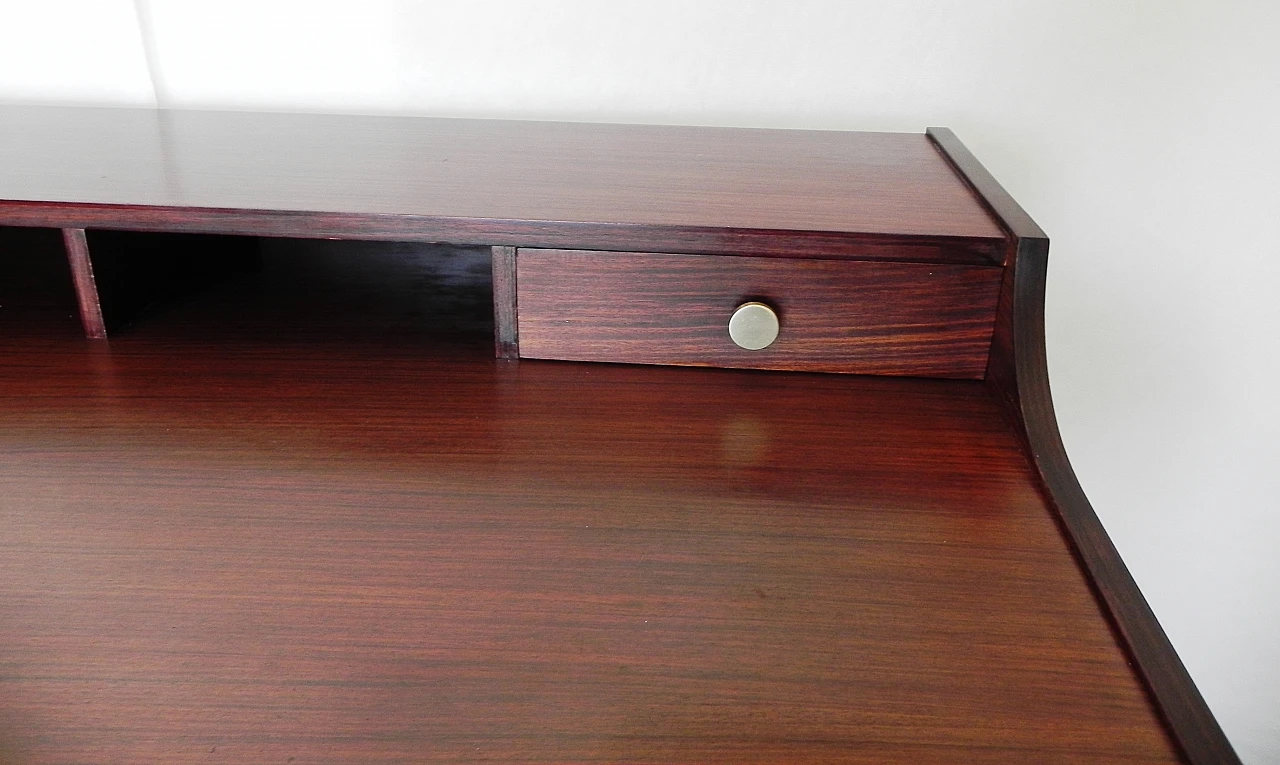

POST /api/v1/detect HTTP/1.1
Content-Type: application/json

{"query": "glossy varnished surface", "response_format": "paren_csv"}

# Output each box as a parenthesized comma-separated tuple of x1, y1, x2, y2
(517, 248, 1002, 378)
(929, 129, 1238, 765)
(0, 238, 1181, 763)
(0, 105, 1003, 262)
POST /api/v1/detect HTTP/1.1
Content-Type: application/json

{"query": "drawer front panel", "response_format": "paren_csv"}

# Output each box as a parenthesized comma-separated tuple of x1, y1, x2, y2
(516, 249, 1003, 379)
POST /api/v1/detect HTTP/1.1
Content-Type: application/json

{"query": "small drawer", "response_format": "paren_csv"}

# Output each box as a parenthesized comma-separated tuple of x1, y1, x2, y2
(514, 249, 1003, 379)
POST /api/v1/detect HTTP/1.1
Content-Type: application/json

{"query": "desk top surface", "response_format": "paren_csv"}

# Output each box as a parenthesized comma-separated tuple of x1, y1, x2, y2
(0, 105, 1004, 253)
(0, 238, 1177, 764)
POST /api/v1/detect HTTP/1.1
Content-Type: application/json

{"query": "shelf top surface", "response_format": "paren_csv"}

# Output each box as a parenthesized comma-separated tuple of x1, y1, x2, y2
(0, 104, 1004, 244)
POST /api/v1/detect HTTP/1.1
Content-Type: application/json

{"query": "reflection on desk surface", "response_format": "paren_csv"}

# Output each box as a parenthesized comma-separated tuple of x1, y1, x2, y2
(0, 235, 1179, 764)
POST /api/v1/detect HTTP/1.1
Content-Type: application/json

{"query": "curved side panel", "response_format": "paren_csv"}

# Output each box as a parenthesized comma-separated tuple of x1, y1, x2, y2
(927, 128, 1241, 765)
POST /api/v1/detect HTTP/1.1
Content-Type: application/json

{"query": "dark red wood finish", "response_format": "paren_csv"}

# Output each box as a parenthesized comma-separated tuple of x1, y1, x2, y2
(0, 105, 1003, 264)
(516, 249, 1003, 378)
(928, 127, 1240, 765)
(60, 227, 107, 339)
(0, 106, 1226, 762)
(491, 245, 518, 360)
(0, 240, 1182, 763)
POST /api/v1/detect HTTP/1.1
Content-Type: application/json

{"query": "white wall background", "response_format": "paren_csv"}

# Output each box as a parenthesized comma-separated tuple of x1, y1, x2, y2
(2, 0, 1277, 760)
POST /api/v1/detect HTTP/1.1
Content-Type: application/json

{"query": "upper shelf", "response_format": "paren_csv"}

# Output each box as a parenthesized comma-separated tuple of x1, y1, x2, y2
(0, 105, 1005, 263)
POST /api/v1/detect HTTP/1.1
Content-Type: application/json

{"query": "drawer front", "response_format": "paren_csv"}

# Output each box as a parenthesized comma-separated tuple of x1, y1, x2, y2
(515, 249, 1003, 379)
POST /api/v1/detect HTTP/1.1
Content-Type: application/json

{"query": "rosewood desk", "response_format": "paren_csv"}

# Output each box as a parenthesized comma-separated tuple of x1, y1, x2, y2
(0, 105, 1238, 764)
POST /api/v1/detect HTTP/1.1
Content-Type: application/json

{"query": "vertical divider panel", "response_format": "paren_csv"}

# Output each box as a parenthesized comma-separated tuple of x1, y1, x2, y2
(61, 228, 107, 340)
(491, 246, 519, 359)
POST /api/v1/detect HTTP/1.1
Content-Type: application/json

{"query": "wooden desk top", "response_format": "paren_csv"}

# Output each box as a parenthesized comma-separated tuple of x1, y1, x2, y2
(0, 240, 1175, 764)
(0, 108, 1239, 764)
(0, 105, 1002, 262)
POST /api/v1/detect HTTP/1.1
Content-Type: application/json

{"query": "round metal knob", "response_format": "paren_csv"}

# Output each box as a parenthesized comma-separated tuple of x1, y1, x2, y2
(728, 301, 779, 350)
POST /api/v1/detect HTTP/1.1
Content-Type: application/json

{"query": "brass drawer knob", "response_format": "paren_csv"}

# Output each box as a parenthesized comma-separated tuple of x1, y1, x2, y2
(728, 301, 779, 350)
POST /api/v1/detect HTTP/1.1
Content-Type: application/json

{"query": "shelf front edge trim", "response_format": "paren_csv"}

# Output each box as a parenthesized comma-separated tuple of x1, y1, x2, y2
(0, 200, 1003, 265)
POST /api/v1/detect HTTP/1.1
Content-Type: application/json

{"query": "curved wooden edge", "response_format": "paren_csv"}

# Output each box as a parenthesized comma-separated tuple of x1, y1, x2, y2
(927, 127, 1242, 765)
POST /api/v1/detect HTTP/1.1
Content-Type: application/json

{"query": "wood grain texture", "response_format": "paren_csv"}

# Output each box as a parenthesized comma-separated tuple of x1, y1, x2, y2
(491, 246, 518, 359)
(60, 227, 107, 339)
(516, 249, 1003, 378)
(928, 127, 1240, 765)
(0, 239, 1180, 763)
(0, 105, 1003, 263)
